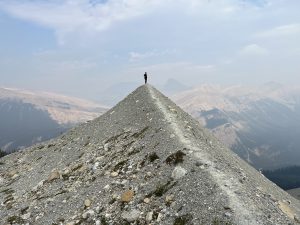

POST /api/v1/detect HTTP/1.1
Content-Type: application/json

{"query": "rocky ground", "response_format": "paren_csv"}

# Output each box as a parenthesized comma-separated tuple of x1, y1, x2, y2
(1, 84, 300, 225)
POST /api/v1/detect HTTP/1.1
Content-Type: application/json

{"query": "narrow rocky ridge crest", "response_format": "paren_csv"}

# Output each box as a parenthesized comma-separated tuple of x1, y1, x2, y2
(0, 84, 300, 225)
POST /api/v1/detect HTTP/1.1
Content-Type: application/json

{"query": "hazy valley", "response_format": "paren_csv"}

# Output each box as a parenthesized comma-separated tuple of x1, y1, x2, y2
(173, 83, 300, 170)
(0, 87, 107, 153)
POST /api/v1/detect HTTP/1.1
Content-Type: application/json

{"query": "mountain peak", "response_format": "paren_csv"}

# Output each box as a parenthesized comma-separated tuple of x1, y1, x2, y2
(1, 85, 300, 224)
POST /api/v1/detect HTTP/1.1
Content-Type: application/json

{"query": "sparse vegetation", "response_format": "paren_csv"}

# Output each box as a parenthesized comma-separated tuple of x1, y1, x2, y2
(100, 216, 109, 225)
(149, 152, 159, 162)
(113, 160, 127, 171)
(166, 150, 186, 165)
(146, 180, 177, 198)
(7, 215, 25, 224)
(131, 126, 149, 139)
(212, 218, 233, 225)
(173, 214, 193, 225)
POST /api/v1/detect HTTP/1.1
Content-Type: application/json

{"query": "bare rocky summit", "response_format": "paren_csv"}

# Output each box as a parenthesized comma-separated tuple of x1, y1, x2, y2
(1, 85, 300, 225)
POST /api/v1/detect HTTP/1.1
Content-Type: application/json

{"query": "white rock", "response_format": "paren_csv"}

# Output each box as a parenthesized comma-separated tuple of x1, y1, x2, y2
(82, 212, 88, 219)
(146, 211, 153, 221)
(87, 210, 95, 217)
(12, 174, 19, 179)
(95, 156, 104, 161)
(95, 206, 101, 214)
(144, 198, 151, 204)
(157, 213, 163, 222)
(21, 212, 31, 220)
(95, 220, 100, 225)
(111, 172, 118, 177)
(104, 143, 109, 151)
(171, 166, 187, 179)
(121, 209, 140, 222)
(93, 162, 100, 171)
(104, 184, 110, 191)
(121, 180, 128, 185)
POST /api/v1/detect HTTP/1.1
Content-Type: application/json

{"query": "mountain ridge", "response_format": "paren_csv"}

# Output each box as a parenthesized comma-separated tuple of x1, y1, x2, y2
(0, 85, 299, 225)
(0, 87, 107, 125)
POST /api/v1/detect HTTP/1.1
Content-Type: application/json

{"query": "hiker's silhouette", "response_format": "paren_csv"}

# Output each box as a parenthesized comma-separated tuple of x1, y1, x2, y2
(144, 72, 147, 84)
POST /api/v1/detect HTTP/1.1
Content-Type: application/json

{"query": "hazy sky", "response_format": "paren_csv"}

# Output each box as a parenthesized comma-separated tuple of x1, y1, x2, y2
(0, 0, 300, 99)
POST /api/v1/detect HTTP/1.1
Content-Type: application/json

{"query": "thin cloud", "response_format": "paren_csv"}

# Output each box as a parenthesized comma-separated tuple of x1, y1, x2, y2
(129, 50, 176, 62)
(239, 44, 269, 56)
(0, 0, 162, 43)
(255, 24, 300, 38)
(0, 0, 263, 43)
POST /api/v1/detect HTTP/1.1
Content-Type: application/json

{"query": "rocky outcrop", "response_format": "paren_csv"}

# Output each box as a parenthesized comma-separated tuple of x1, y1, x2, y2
(0, 85, 300, 225)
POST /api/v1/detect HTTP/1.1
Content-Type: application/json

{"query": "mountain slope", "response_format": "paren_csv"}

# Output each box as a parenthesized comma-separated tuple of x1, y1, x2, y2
(0, 85, 299, 225)
(0, 87, 107, 152)
(173, 84, 300, 170)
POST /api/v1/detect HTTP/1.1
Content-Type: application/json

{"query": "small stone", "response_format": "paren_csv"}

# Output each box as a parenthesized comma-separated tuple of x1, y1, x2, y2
(87, 210, 95, 217)
(121, 190, 134, 203)
(295, 215, 300, 222)
(95, 206, 101, 214)
(171, 166, 187, 179)
(82, 212, 88, 219)
(84, 199, 92, 207)
(165, 195, 174, 204)
(224, 212, 232, 218)
(12, 174, 19, 179)
(47, 170, 60, 182)
(66, 222, 75, 225)
(146, 172, 152, 177)
(144, 198, 151, 204)
(93, 162, 100, 171)
(111, 172, 118, 177)
(157, 213, 163, 222)
(121, 180, 128, 185)
(146, 211, 153, 221)
(112, 193, 118, 200)
(21, 212, 31, 220)
(104, 143, 109, 151)
(8, 170, 17, 177)
(95, 220, 100, 225)
(121, 209, 140, 222)
(104, 184, 110, 191)
(95, 156, 104, 161)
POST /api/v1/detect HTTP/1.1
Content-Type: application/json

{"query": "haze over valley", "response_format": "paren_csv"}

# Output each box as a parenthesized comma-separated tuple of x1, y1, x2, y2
(0, 87, 107, 152)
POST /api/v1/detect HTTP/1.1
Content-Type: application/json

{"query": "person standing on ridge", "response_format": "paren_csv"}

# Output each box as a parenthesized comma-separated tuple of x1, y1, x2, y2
(144, 72, 148, 84)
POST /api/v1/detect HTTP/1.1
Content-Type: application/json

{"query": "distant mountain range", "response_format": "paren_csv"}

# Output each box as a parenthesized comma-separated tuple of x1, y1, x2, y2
(2, 82, 300, 171)
(0, 87, 107, 153)
(173, 83, 300, 170)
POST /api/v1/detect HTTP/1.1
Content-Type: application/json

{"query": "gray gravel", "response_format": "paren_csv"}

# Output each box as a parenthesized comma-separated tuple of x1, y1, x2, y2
(1, 84, 300, 225)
